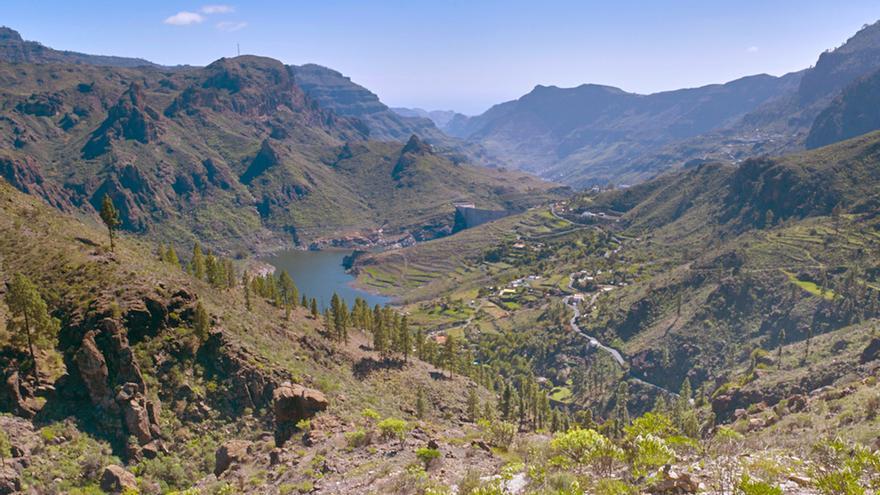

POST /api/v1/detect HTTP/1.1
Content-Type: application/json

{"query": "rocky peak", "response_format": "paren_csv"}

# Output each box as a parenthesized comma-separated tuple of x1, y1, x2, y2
(0, 27, 23, 42)
(82, 82, 161, 159)
(240, 139, 281, 185)
(401, 134, 431, 155)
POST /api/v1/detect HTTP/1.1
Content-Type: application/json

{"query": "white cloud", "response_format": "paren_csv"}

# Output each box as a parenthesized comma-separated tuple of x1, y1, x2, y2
(201, 5, 235, 14)
(164, 11, 205, 25)
(746, 46, 759, 53)
(216, 21, 248, 32)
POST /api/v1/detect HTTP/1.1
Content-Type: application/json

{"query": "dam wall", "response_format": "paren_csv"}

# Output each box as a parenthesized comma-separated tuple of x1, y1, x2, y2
(453, 203, 509, 231)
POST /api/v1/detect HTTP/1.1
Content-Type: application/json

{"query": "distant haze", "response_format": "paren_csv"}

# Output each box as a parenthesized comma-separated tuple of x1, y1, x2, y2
(4, 0, 880, 114)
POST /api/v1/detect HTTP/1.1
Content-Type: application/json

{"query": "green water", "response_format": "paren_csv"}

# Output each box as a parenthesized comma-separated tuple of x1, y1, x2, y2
(264, 249, 390, 311)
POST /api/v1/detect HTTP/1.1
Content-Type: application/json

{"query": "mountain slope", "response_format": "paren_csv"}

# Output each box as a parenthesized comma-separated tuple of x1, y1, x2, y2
(291, 64, 447, 142)
(0, 177, 500, 493)
(0, 26, 169, 69)
(0, 52, 560, 253)
(448, 74, 799, 186)
(391, 107, 466, 131)
(805, 67, 880, 148)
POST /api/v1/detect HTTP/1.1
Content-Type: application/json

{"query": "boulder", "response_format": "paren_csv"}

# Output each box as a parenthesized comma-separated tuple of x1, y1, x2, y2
(786, 394, 807, 412)
(860, 338, 880, 364)
(116, 382, 154, 444)
(0, 465, 20, 495)
(74, 330, 110, 405)
(214, 440, 252, 476)
(650, 466, 700, 494)
(100, 465, 137, 493)
(273, 383, 328, 446)
(0, 371, 35, 419)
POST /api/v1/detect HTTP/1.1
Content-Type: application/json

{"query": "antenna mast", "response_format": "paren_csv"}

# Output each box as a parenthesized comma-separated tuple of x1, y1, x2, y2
(237, 43, 240, 57)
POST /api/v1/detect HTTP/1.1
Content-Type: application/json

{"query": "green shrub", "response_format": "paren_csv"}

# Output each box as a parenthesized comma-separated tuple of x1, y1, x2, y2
(737, 474, 782, 495)
(361, 408, 381, 422)
(416, 447, 442, 469)
(0, 429, 11, 458)
(624, 412, 676, 441)
(345, 429, 371, 448)
(631, 434, 675, 478)
(550, 428, 623, 476)
(484, 420, 517, 451)
(593, 478, 636, 495)
(377, 418, 410, 442)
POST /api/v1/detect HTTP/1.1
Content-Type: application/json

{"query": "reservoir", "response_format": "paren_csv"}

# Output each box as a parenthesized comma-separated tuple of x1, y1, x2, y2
(264, 249, 390, 311)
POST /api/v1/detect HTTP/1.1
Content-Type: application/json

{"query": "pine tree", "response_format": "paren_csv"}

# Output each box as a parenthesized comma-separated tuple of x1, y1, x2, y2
(614, 381, 630, 437)
(467, 386, 479, 422)
(191, 243, 206, 280)
(373, 304, 387, 354)
(777, 328, 785, 370)
(277, 270, 299, 313)
(224, 259, 235, 289)
(501, 382, 512, 420)
(310, 298, 318, 318)
(399, 316, 411, 362)
(442, 334, 456, 375)
(416, 387, 426, 419)
(302, 295, 309, 308)
(99, 194, 121, 251)
(166, 245, 180, 268)
(193, 302, 210, 341)
(243, 273, 252, 311)
(5, 273, 60, 380)
(323, 309, 334, 338)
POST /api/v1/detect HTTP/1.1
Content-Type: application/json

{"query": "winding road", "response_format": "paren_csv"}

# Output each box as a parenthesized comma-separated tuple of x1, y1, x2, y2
(550, 205, 677, 396)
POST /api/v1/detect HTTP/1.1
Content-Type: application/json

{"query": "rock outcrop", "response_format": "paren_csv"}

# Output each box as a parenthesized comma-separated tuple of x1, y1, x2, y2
(100, 465, 138, 493)
(0, 371, 35, 419)
(0, 154, 75, 212)
(273, 382, 328, 446)
(82, 82, 161, 159)
(214, 440, 252, 476)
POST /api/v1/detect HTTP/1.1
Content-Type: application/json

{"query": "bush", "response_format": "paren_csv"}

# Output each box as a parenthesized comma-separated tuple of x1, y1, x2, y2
(594, 478, 636, 495)
(484, 420, 517, 451)
(624, 412, 676, 441)
(378, 418, 410, 442)
(737, 474, 783, 495)
(811, 438, 880, 495)
(361, 408, 381, 422)
(345, 429, 372, 448)
(631, 434, 675, 478)
(416, 447, 441, 469)
(550, 428, 623, 476)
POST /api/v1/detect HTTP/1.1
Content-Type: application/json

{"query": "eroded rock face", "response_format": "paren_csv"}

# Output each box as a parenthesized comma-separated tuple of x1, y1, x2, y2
(214, 439, 252, 476)
(273, 382, 328, 446)
(74, 330, 110, 406)
(0, 371, 35, 419)
(100, 465, 137, 493)
(70, 318, 161, 452)
(860, 338, 880, 363)
(0, 154, 75, 212)
(0, 415, 37, 494)
(82, 82, 161, 159)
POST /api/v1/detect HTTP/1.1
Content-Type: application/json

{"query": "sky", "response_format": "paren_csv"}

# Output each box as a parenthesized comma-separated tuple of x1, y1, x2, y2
(4, 1, 880, 115)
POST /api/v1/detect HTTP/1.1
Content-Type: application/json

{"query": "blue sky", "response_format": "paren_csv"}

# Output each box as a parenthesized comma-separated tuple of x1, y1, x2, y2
(4, 1, 880, 114)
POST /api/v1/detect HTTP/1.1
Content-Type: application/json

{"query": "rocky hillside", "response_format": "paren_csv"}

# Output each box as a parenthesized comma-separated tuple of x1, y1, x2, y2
(390, 107, 466, 132)
(446, 74, 799, 186)
(0, 26, 169, 69)
(805, 67, 880, 148)
(442, 20, 880, 188)
(0, 179, 499, 494)
(291, 64, 447, 142)
(0, 40, 560, 254)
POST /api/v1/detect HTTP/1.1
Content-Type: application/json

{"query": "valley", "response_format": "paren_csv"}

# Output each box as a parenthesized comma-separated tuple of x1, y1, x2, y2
(1, 11, 880, 495)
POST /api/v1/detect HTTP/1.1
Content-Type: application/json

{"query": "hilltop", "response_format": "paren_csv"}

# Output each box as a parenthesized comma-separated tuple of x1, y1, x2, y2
(0, 41, 561, 254)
